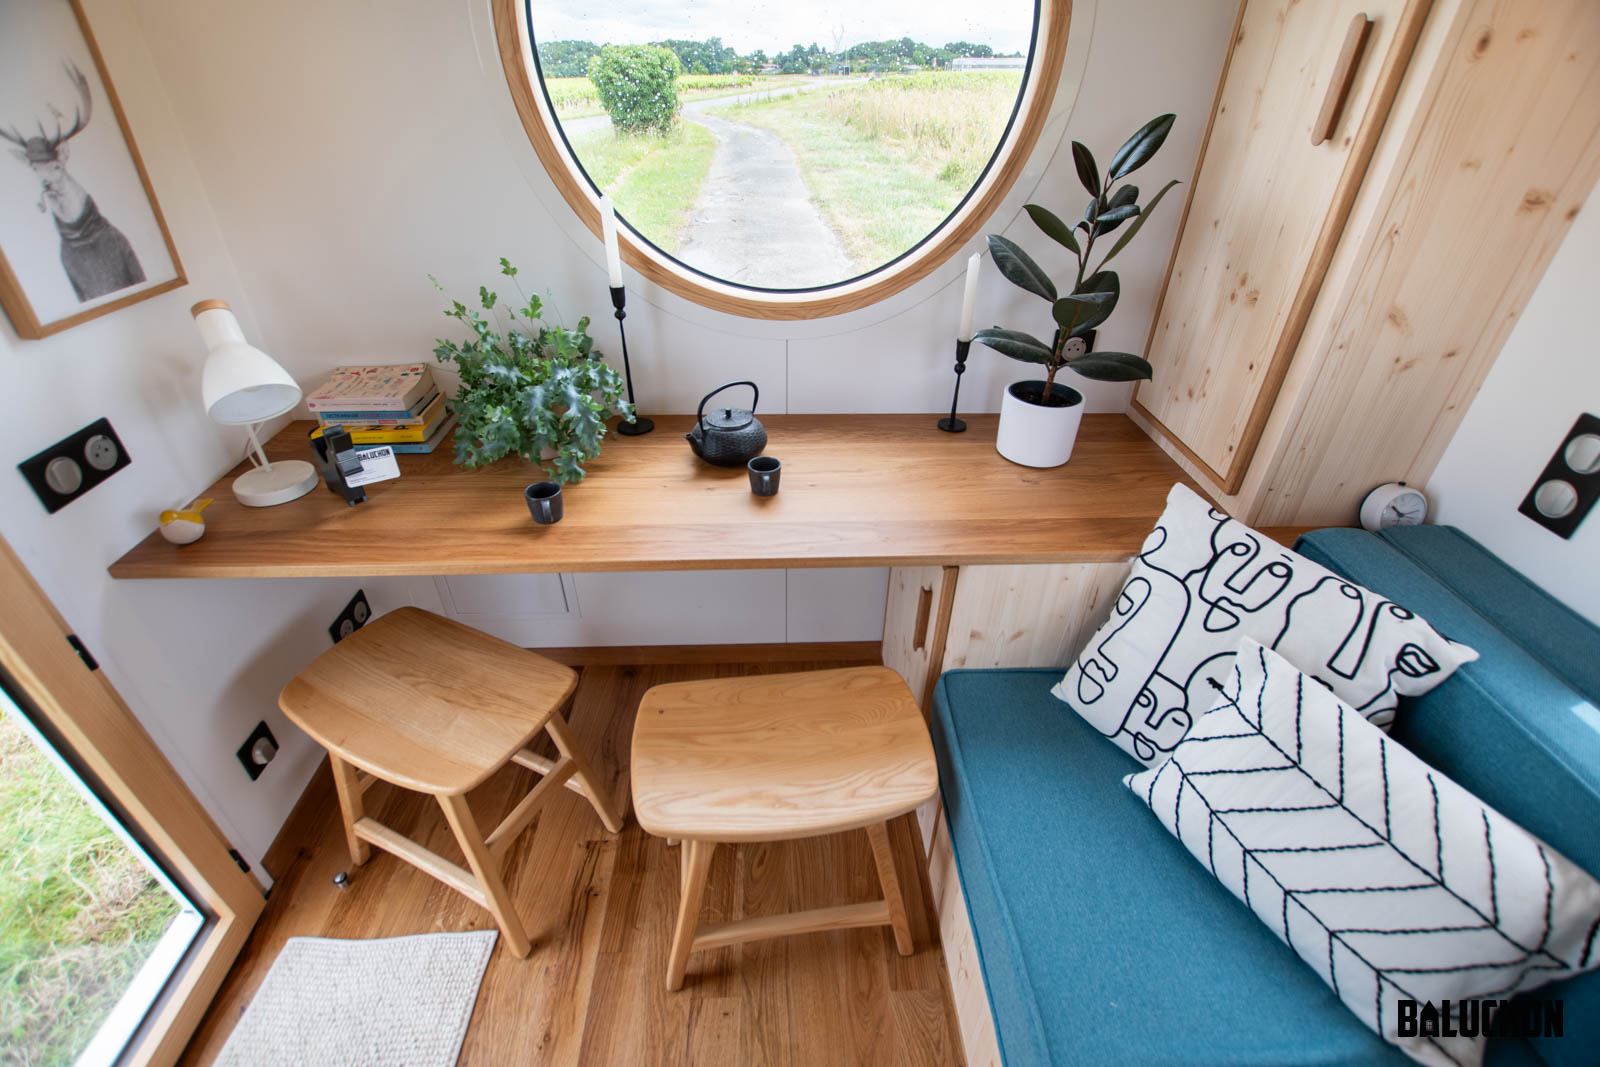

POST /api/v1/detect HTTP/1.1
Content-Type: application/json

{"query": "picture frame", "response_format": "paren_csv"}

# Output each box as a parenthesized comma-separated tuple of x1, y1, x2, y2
(0, 0, 185, 340)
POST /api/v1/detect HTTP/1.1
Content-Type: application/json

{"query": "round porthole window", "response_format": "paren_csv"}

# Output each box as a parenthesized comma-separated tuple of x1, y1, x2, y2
(494, 0, 1069, 319)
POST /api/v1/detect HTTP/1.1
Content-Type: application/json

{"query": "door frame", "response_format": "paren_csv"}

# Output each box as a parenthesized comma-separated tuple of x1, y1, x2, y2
(0, 534, 263, 1065)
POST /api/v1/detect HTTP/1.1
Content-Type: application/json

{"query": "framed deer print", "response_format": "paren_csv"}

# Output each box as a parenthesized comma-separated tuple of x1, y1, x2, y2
(0, 0, 184, 340)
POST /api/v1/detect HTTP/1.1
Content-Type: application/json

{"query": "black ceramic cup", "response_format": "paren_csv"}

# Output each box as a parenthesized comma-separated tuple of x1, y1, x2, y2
(748, 455, 781, 496)
(525, 481, 563, 524)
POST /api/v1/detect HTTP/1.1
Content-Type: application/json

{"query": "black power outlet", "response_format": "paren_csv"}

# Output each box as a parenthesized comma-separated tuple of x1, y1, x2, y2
(18, 418, 132, 514)
(329, 589, 372, 644)
(1518, 412, 1600, 539)
(237, 721, 278, 781)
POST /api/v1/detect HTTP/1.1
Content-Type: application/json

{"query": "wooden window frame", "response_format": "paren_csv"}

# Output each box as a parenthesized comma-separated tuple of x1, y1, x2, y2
(492, 0, 1072, 320)
(0, 536, 263, 1065)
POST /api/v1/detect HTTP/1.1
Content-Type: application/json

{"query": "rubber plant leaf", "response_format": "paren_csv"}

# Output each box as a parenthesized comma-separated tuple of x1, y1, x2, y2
(1051, 290, 1116, 336)
(1071, 140, 1101, 199)
(973, 327, 1054, 364)
(1024, 203, 1081, 256)
(1067, 352, 1155, 382)
(1098, 179, 1181, 268)
(1108, 114, 1176, 181)
(1093, 204, 1140, 236)
(986, 234, 1057, 302)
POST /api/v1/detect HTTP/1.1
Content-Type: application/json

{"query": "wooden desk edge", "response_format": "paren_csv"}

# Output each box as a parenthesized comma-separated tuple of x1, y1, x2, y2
(108, 533, 1320, 580)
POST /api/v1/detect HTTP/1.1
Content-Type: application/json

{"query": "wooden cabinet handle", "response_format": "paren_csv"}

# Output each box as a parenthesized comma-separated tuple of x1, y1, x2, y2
(1312, 14, 1374, 146)
(912, 585, 934, 651)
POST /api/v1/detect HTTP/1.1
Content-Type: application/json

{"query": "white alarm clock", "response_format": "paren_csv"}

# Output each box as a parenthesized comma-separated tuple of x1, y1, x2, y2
(1360, 482, 1427, 531)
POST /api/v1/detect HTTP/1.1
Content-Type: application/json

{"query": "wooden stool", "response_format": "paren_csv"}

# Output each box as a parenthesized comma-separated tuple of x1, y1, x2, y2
(631, 666, 938, 991)
(278, 607, 623, 958)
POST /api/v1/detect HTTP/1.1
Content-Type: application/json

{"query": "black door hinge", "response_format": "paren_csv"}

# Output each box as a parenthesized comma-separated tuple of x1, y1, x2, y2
(229, 848, 251, 874)
(65, 634, 98, 671)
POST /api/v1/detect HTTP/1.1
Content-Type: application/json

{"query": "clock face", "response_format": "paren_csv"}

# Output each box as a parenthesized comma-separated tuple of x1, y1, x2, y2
(1361, 483, 1428, 530)
(1385, 492, 1427, 525)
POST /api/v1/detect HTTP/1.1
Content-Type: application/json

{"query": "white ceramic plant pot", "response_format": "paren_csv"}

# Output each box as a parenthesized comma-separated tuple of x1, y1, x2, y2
(995, 380, 1085, 468)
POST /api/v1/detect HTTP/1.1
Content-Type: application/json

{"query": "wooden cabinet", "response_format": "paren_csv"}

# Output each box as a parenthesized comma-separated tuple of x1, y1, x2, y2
(884, 561, 1133, 855)
(1136, 0, 1430, 493)
(881, 565, 957, 714)
(1133, 0, 1600, 524)
(942, 563, 1131, 673)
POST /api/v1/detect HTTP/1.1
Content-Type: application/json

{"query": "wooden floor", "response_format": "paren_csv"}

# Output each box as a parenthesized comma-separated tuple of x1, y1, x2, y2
(182, 659, 964, 1066)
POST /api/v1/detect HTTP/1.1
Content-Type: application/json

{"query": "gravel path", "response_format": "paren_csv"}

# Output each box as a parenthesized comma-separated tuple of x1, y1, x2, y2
(674, 110, 850, 289)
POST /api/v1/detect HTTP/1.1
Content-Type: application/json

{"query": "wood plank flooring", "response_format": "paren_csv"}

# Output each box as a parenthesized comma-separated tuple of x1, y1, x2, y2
(182, 660, 964, 1066)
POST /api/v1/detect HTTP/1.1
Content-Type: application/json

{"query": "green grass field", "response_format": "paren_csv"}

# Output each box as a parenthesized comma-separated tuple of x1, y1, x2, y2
(553, 71, 1023, 276)
(711, 72, 1022, 271)
(543, 73, 769, 121)
(569, 122, 718, 252)
(0, 714, 180, 1065)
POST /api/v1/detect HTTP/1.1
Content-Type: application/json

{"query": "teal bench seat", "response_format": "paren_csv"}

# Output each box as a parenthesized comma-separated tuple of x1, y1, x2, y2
(931, 525, 1594, 1066)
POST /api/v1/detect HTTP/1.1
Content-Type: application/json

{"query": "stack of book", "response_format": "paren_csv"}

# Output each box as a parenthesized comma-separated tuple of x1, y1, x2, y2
(305, 364, 456, 454)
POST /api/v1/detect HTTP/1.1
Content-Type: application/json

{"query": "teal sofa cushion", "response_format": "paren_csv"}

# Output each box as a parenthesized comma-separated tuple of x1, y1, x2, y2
(1375, 524, 1600, 704)
(1296, 528, 1600, 1067)
(932, 668, 1416, 1067)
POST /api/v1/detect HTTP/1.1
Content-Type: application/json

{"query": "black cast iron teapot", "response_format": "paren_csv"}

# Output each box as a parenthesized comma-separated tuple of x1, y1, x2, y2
(685, 381, 768, 467)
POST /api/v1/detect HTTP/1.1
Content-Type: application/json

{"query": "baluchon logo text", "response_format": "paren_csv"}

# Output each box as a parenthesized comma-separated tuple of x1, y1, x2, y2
(1397, 999, 1563, 1039)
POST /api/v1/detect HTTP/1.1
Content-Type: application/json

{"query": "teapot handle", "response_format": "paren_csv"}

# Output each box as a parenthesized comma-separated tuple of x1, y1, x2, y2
(695, 380, 759, 431)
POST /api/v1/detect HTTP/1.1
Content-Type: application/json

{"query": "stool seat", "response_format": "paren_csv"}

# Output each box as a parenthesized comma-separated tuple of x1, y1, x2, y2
(632, 666, 938, 842)
(632, 665, 939, 989)
(278, 607, 622, 959)
(280, 606, 576, 795)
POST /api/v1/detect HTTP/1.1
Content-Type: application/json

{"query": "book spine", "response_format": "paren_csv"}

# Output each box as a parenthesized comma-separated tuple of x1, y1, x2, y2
(317, 395, 445, 428)
(315, 404, 434, 421)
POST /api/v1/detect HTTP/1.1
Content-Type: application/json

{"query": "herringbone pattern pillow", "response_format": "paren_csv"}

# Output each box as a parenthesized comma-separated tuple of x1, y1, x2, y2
(1125, 639, 1600, 1067)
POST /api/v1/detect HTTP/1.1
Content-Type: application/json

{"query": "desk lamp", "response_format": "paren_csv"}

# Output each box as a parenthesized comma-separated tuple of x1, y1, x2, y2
(191, 299, 318, 507)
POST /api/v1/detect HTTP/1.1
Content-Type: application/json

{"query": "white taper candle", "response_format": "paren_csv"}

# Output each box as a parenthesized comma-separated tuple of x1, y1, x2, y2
(600, 196, 623, 288)
(957, 251, 981, 342)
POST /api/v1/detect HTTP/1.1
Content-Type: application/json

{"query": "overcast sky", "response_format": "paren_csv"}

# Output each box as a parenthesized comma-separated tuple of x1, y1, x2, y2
(532, 0, 1036, 56)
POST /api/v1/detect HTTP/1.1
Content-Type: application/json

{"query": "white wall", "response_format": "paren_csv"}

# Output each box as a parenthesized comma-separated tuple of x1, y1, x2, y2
(125, 0, 1234, 419)
(1427, 183, 1600, 624)
(0, 0, 385, 876)
(1, 0, 1238, 869)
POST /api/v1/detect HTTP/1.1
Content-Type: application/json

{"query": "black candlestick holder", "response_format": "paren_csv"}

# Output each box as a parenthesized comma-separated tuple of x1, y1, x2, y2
(938, 338, 973, 433)
(611, 285, 653, 436)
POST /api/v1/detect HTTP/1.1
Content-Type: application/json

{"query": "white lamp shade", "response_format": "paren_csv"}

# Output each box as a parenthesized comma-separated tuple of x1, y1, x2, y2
(193, 301, 301, 425)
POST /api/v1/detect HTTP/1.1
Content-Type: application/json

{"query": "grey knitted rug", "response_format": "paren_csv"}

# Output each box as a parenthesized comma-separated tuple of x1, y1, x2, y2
(215, 931, 497, 1066)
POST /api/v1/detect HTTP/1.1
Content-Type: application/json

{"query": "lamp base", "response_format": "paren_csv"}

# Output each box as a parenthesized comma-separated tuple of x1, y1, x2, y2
(233, 459, 319, 507)
(617, 416, 654, 436)
(937, 417, 968, 433)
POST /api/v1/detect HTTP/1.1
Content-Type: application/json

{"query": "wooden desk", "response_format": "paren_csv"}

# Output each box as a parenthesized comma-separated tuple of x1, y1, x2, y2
(109, 414, 1216, 580)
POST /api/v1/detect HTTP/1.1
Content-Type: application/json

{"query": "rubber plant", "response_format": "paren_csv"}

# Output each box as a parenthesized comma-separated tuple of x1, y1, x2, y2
(975, 114, 1180, 404)
(432, 259, 631, 484)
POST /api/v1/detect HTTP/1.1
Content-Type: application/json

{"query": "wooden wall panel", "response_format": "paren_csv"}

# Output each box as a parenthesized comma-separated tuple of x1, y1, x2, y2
(927, 810, 1002, 1067)
(882, 566, 958, 715)
(1249, 0, 1600, 525)
(1134, 0, 1430, 491)
(941, 563, 1131, 672)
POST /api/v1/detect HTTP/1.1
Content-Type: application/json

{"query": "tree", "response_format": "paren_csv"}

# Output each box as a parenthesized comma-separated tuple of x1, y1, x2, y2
(654, 37, 739, 75)
(943, 41, 994, 58)
(536, 39, 602, 78)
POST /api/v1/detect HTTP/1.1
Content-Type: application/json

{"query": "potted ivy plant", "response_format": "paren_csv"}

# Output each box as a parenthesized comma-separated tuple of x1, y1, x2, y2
(432, 259, 631, 484)
(975, 114, 1179, 468)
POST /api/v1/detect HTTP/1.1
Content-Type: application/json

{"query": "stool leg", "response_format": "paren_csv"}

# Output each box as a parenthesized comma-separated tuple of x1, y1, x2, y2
(666, 839, 716, 991)
(329, 755, 370, 867)
(866, 821, 914, 956)
(438, 793, 532, 959)
(545, 714, 625, 834)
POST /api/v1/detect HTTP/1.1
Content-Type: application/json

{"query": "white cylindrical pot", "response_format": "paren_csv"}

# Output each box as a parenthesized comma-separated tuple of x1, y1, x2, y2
(995, 380, 1085, 468)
